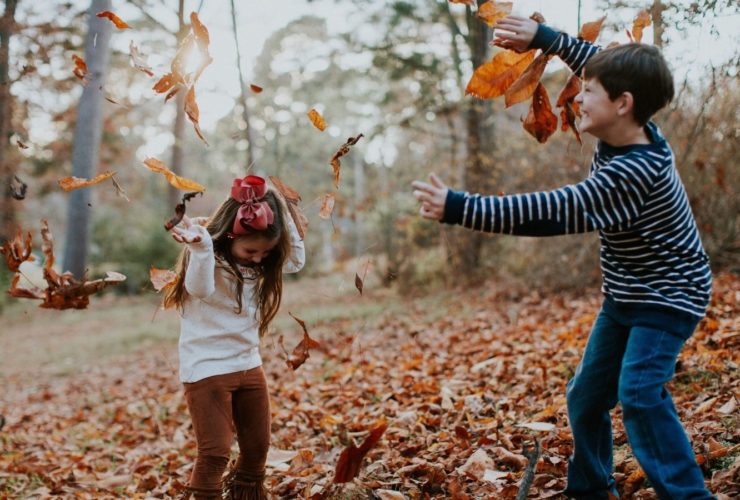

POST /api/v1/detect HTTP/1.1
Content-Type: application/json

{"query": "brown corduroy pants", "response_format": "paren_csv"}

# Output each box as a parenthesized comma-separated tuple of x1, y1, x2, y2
(183, 366, 271, 499)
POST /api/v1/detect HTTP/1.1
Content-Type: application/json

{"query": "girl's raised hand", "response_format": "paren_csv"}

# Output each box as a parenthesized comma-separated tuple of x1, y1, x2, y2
(170, 215, 203, 244)
(412, 173, 448, 221)
(493, 16, 539, 52)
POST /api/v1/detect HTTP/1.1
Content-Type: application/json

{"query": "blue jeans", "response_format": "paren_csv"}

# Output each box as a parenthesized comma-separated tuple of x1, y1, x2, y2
(564, 298, 714, 499)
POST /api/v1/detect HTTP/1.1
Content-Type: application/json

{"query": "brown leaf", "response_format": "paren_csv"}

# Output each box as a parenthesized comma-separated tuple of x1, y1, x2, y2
(16, 139, 28, 149)
(96, 11, 131, 29)
(9, 175, 27, 200)
(319, 193, 335, 220)
(330, 134, 364, 189)
(466, 50, 536, 99)
(283, 312, 321, 370)
(8, 273, 44, 300)
(333, 420, 388, 483)
(129, 41, 154, 77)
(153, 73, 177, 94)
(58, 171, 116, 192)
(505, 52, 552, 107)
(556, 74, 581, 108)
(448, 0, 475, 4)
(556, 74, 582, 143)
(523, 82, 558, 143)
(0, 230, 34, 272)
(476, 1, 513, 27)
(142, 157, 205, 192)
(185, 85, 209, 146)
(72, 54, 87, 81)
(150, 267, 178, 292)
(560, 102, 582, 143)
(268, 176, 308, 239)
(307, 108, 327, 131)
(631, 10, 652, 43)
(190, 12, 210, 54)
(164, 192, 202, 231)
(249, 84, 263, 93)
(111, 175, 130, 202)
(355, 273, 364, 296)
(578, 16, 606, 43)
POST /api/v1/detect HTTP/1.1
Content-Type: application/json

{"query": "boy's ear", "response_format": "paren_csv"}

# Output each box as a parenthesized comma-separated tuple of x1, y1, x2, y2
(616, 91, 635, 118)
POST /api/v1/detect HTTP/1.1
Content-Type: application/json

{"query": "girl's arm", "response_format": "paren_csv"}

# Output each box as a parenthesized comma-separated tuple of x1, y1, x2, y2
(282, 216, 305, 274)
(171, 216, 216, 298)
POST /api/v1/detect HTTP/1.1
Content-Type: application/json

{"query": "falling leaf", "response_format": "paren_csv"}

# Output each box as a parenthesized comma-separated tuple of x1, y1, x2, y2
(578, 16, 606, 43)
(111, 175, 130, 202)
(58, 171, 116, 192)
(466, 50, 536, 99)
(185, 85, 209, 146)
(476, 1, 513, 27)
(0, 230, 34, 272)
(190, 12, 210, 54)
(505, 52, 552, 107)
(355, 273, 364, 296)
(333, 420, 388, 483)
(330, 134, 364, 189)
(555, 74, 581, 108)
(307, 109, 327, 131)
(556, 74, 582, 143)
(150, 267, 178, 292)
(9, 175, 28, 200)
(281, 312, 321, 370)
(129, 41, 154, 77)
(631, 10, 652, 43)
(8, 273, 45, 300)
(16, 139, 28, 149)
(448, 0, 475, 5)
(96, 11, 131, 29)
(153, 73, 177, 94)
(319, 193, 335, 220)
(72, 54, 87, 81)
(269, 176, 308, 239)
(249, 84, 263, 93)
(142, 157, 205, 192)
(523, 83, 558, 143)
(164, 192, 202, 231)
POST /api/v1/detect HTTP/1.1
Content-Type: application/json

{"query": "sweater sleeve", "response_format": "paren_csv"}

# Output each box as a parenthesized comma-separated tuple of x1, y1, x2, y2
(442, 153, 660, 236)
(183, 225, 216, 298)
(282, 216, 305, 274)
(529, 23, 600, 77)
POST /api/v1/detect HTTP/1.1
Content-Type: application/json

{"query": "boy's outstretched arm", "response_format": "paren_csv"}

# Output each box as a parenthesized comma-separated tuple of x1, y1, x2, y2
(412, 174, 449, 221)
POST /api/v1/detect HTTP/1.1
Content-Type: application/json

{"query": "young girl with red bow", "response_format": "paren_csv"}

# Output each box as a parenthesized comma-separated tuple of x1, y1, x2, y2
(163, 175, 305, 499)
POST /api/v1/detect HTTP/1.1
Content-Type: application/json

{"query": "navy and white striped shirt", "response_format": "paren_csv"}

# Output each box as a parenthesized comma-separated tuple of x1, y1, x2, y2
(443, 25, 711, 319)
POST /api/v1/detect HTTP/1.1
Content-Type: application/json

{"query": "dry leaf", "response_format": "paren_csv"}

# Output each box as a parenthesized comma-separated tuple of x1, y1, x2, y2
(129, 41, 154, 77)
(631, 10, 652, 43)
(523, 82, 558, 143)
(355, 273, 364, 296)
(16, 139, 28, 149)
(281, 313, 321, 370)
(556, 74, 582, 143)
(330, 134, 364, 189)
(8, 273, 45, 300)
(578, 16, 606, 43)
(319, 193, 335, 220)
(72, 54, 87, 81)
(150, 267, 178, 292)
(185, 85, 209, 146)
(505, 52, 552, 107)
(0, 230, 34, 272)
(111, 175, 130, 202)
(476, 1, 513, 27)
(448, 0, 474, 4)
(307, 108, 327, 131)
(333, 420, 388, 483)
(164, 192, 202, 231)
(96, 11, 130, 29)
(466, 50, 536, 99)
(10, 175, 27, 200)
(269, 176, 308, 240)
(153, 73, 177, 94)
(58, 171, 116, 192)
(249, 83, 263, 93)
(142, 157, 205, 192)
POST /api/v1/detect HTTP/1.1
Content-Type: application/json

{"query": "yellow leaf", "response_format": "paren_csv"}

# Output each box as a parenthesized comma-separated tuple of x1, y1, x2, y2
(58, 171, 116, 192)
(142, 157, 205, 192)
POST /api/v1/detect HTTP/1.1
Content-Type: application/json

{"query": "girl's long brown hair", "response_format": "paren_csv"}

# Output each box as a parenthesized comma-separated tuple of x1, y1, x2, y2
(162, 189, 291, 337)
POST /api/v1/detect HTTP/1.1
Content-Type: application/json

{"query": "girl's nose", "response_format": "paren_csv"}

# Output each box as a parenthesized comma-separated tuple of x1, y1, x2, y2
(251, 255, 262, 263)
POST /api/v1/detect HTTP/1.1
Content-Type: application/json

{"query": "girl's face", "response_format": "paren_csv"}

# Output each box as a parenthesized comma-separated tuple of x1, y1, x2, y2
(230, 234, 279, 267)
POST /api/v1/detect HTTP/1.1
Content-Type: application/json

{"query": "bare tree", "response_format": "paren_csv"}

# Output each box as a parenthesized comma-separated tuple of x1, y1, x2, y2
(62, 0, 112, 278)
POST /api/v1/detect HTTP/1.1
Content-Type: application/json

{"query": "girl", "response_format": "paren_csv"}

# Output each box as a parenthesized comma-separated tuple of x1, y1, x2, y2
(163, 175, 305, 499)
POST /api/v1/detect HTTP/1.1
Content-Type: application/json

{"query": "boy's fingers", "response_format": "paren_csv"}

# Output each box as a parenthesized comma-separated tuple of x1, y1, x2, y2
(411, 180, 436, 194)
(429, 173, 445, 189)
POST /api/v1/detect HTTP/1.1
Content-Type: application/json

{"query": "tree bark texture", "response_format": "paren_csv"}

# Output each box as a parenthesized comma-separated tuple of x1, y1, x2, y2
(0, 0, 19, 243)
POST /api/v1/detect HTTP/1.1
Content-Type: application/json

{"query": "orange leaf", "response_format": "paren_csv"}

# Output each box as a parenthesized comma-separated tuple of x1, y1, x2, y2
(185, 86, 209, 146)
(190, 12, 210, 54)
(269, 176, 308, 239)
(72, 54, 87, 81)
(330, 134, 364, 189)
(249, 84, 263, 93)
(505, 52, 552, 107)
(58, 171, 116, 192)
(466, 50, 535, 99)
(631, 10, 651, 43)
(556, 73, 581, 108)
(523, 83, 558, 143)
(559, 103, 582, 143)
(578, 16, 606, 43)
(129, 41, 154, 77)
(8, 273, 44, 300)
(307, 108, 327, 131)
(476, 1, 513, 27)
(333, 420, 388, 483)
(282, 313, 321, 370)
(150, 267, 178, 292)
(319, 193, 335, 220)
(153, 73, 176, 94)
(142, 157, 205, 192)
(449, 0, 474, 4)
(556, 74, 582, 143)
(96, 11, 131, 29)
(0, 230, 34, 272)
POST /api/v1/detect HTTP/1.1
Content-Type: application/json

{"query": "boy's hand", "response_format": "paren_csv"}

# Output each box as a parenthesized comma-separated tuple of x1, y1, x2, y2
(412, 174, 448, 221)
(170, 215, 203, 244)
(493, 16, 539, 52)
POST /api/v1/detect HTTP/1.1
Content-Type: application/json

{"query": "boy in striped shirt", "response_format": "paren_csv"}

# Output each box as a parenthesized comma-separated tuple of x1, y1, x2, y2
(413, 16, 713, 500)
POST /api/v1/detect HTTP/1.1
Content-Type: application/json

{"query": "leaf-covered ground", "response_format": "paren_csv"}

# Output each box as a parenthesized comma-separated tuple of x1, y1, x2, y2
(1, 274, 738, 499)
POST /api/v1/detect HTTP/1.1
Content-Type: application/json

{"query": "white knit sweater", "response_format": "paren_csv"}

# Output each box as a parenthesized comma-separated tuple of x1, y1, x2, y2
(178, 218, 305, 383)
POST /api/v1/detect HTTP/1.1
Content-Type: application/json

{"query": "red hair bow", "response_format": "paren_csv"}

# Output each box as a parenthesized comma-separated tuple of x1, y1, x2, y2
(230, 175, 274, 236)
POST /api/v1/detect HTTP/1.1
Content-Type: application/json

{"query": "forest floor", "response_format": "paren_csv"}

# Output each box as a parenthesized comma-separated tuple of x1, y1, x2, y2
(0, 272, 738, 499)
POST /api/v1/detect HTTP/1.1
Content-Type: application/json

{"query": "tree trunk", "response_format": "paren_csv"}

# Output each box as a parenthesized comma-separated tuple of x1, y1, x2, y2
(168, 0, 186, 209)
(230, 0, 256, 171)
(650, 0, 665, 47)
(0, 0, 19, 243)
(62, 0, 112, 278)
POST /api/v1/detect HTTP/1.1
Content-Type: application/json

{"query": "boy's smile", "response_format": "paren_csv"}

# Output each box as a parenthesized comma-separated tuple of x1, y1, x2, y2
(575, 78, 619, 138)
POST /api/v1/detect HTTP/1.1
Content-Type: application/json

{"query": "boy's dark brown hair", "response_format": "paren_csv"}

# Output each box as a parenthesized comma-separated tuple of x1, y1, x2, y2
(583, 43, 674, 126)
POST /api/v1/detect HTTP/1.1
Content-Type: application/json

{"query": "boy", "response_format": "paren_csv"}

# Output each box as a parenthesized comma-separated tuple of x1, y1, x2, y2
(412, 16, 714, 500)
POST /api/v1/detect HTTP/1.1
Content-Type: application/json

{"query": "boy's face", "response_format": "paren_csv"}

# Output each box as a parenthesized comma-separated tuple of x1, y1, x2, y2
(574, 78, 621, 138)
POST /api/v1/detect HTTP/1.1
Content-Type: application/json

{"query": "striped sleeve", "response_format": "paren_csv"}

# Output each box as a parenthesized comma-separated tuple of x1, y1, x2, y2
(529, 24, 600, 77)
(442, 154, 660, 236)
